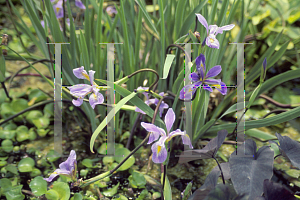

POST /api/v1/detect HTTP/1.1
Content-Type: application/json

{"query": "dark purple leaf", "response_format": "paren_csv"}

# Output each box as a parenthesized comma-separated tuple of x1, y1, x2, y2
(178, 130, 228, 163)
(229, 139, 274, 200)
(259, 179, 297, 200)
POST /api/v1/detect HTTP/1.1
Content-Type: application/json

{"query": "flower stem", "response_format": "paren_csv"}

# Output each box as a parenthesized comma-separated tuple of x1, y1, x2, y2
(127, 69, 159, 94)
(212, 156, 225, 184)
(80, 96, 166, 187)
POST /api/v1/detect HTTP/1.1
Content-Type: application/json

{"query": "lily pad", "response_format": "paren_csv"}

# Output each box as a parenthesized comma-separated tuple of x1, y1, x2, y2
(11, 98, 28, 113)
(1, 139, 13, 153)
(25, 110, 43, 124)
(114, 148, 135, 171)
(29, 176, 47, 196)
(18, 157, 35, 172)
(28, 89, 48, 103)
(32, 117, 50, 129)
(45, 189, 59, 200)
(82, 159, 93, 168)
(5, 164, 18, 175)
(102, 182, 120, 197)
(3, 185, 25, 200)
(52, 182, 70, 200)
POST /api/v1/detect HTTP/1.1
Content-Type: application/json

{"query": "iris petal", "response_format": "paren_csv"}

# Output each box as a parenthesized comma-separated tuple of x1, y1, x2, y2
(196, 13, 209, 34)
(216, 81, 227, 95)
(165, 108, 175, 133)
(75, 0, 86, 9)
(215, 24, 235, 35)
(205, 65, 222, 78)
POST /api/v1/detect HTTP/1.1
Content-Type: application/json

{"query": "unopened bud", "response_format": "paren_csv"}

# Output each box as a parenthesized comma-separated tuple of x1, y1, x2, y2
(194, 31, 201, 42)
(1, 34, 8, 46)
(263, 57, 267, 72)
(2, 49, 7, 56)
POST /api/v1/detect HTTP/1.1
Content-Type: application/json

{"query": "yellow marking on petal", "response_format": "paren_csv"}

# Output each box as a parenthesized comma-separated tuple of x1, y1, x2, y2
(52, 172, 58, 175)
(157, 146, 161, 155)
(210, 38, 214, 43)
(82, 73, 90, 80)
(56, 7, 60, 13)
(213, 84, 221, 89)
(201, 63, 204, 68)
(94, 93, 97, 100)
(188, 88, 193, 92)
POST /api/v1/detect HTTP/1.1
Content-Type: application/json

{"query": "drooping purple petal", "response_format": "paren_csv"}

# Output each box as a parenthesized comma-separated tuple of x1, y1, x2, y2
(151, 137, 168, 163)
(179, 84, 199, 100)
(106, 6, 117, 15)
(88, 70, 95, 85)
(158, 102, 169, 117)
(189, 72, 200, 82)
(215, 24, 235, 35)
(141, 122, 166, 143)
(164, 108, 175, 133)
(145, 99, 156, 105)
(75, 0, 86, 9)
(196, 13, 208, 34)
(72, 97, 84, 107)
(43, 172, 60, 182)
(202, 84, 213, 92)
(53, 0, 64, 19)
(204, 78, 221, 85)
(68, 84, 92, 97)
(195, 54, 206, 80)
(181, 132, 193, 149)
(205, 65, 222, 78)
(73, 66, 88, 79)
(168, 129, 185, 140)
(137, 86, 150, 100)
(206, 34, 220, 49)
(89, 92, 104, 109)
(41, 20, 45, 28)
(216, 81, 227, 95)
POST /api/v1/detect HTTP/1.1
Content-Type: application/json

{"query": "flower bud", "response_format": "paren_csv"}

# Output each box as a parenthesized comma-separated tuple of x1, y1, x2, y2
(194, 31, 201, 42)
(1, 34, 8, 46)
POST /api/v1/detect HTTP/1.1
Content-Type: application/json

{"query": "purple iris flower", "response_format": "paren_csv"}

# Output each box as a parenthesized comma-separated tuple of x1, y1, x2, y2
(196, 13, 235, 49)
(135, 87, 169, 117)
(44, 150, 77, 182)
(53, 0, 86, 19)
(67, 66, 104, 109)
(141, 108, 193, 163)
(179, 54, 227, 100)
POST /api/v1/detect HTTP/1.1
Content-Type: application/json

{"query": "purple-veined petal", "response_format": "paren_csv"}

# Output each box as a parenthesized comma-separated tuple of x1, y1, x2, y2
(205, 65, 222, 78)
(158, 102, 169, 117)
(181, 132, 193, 149)
(179, 84, 199, 100)
(44, 173, 60, 182)
(202, 84, 213, 92)
(164, 108, 175, 133)
(216, 81, 227, 95)
(204, 78, 221, 85)
(141, 122, 166, 143)
(89, 92, 104, 109)
(167, 129, 185, 141)
(195, 54, 206, 80)
(135, 107, 146, 115)
(189, 72, 200, 82)
(151, 137, 168, 163)
(88, 70, 95, 85)
(208, 25, 219, 35)
(73, 66, 88, 79)
(59, 150, 76, 171)
(215, 24, 235, 35)
(68, 84, 92, 97)
(145, 99, 156, 105)
(206, 34, 220, 49)
(75, 0, 86, 9)
(72, 97, 84, 107)
(196, 13, 209, 34)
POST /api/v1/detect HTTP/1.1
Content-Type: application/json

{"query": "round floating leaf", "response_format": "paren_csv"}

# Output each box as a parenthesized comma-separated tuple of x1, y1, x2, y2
(3, 123, 17, 130)
(286, 169, 300, 178)
(82, 159, 93, 168)
(5, 164, 18, 175)
(0, 102, 14, 118)
(44, 103, 54, 117)
(29, 89, 48, 103)
(112, 194, 128, 200)
(30, 168, 42, 177)
(0, 178, 12, 191)
(32, 117, 50, 129)
(28, 128, 37, 141)
(98, 143, 124, 155)
(114, 148, 135, 171)
(102, 182, 120, 197)
(103, 156, 114, 165)
(4, 185, 25, 200)
(18, 157, 35, 172)
(37, 129, 50, 137)
(72, 193, 83, 200)
(0, 160, 7, 167)
(46, 150, 61, 162)
(26, 110, 43, 124)
(1, 139, 13, 153)
(11, 98, 28, 113)
(52, 182, 70, 200)
(45, 189, 59, 200)
(29, 176, 47, 196)
(0, 130, 16, 140)
(132, 171, 146, 187)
